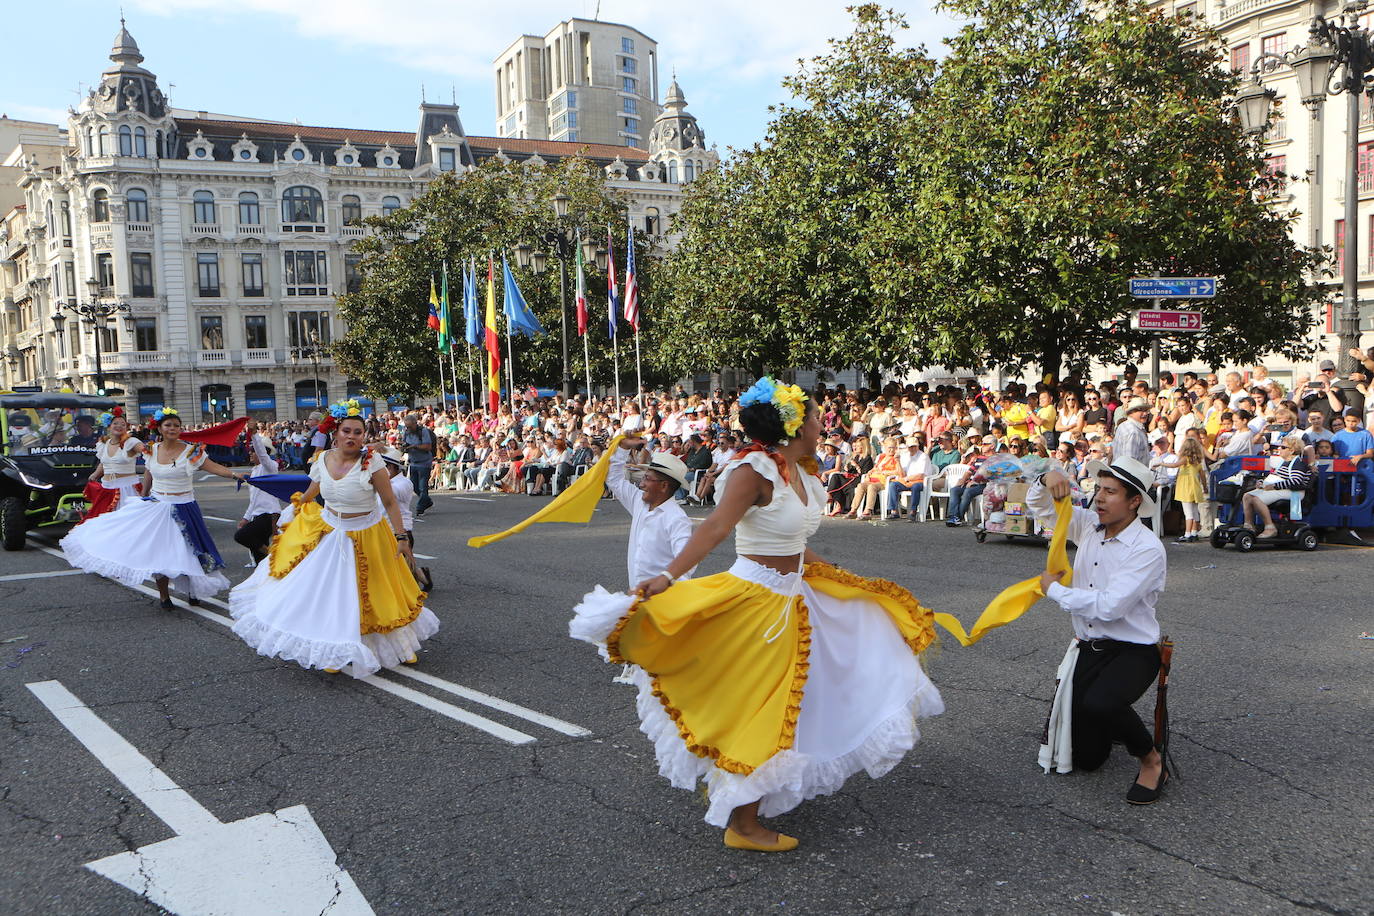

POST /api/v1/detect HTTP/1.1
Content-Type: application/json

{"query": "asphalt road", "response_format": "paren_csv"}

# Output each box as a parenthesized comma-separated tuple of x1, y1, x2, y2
(1, 479, 1370, 915)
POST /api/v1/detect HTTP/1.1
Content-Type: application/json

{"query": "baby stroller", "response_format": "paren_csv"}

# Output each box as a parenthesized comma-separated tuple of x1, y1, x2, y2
(1209, 457, 1319, 552)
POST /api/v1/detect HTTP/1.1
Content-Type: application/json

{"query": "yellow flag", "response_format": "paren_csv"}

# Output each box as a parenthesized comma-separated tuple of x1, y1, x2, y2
(932, 498, 1075, 646)
(468, 436, 625, 548)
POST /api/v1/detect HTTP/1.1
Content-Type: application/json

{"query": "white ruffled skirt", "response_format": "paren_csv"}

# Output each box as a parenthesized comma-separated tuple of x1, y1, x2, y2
(571, 557, 943, 827)
(60, 493, 231, 598)
(229, 504, 439, 678)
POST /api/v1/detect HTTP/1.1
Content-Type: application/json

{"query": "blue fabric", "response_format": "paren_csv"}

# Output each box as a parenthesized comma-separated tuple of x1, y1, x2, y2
(170, 501, 225, 573)
(242, 473, 313, 503)
(502, 257, 545, 338)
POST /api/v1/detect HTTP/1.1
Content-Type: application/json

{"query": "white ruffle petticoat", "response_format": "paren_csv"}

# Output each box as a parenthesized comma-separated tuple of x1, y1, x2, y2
(229, 504, 439, 678)
(60, 493, 231, 598)
(571, 557, 943, 827)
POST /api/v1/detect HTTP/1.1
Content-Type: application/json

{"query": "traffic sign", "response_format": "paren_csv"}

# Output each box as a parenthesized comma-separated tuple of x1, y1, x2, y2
(1129, 277, 1218, 298)
(1132, 309, 1204, 332)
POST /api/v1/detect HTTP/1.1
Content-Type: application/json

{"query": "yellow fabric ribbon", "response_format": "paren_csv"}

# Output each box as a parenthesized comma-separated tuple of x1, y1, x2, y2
(467, 435, 625, 548)
(932, 497, 1075, 646)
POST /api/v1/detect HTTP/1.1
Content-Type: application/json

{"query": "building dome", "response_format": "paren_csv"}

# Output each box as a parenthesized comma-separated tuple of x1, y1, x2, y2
(648, 79, 705, 154)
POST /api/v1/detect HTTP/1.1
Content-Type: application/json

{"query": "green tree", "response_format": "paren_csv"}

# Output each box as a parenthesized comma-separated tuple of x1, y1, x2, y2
(333, 158, 661, 400)
(656, 6, 937, 380)
(895, 0, 1324, 378)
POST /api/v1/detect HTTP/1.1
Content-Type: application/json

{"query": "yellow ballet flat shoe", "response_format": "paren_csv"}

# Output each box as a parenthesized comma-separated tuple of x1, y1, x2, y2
(402, 655, 418, 665)
(323, 668, 340, 674)
(723, 827, 799, 852)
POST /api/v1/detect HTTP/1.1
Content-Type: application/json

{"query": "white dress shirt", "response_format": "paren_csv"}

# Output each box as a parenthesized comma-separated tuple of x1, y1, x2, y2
(390, 473, 415, 531)
(243, 454, 286, 520)
(1027, 480, 1165, 645)
(607, 448, 697, 588)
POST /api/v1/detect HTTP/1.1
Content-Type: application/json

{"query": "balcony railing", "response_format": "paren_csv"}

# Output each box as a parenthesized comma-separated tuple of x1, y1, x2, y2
(237, 225, 265, 236)
(341, 226, 366, 237)
(241, 348, 277, 366)
(195, 350, 230, 367)
(126, 222, 153, 233)
(190, 223, 219, 235)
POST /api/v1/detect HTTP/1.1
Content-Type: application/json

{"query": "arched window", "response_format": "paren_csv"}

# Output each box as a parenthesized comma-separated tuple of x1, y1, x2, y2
(238, 191, 260, 225)
(118, 125, 132, 157)
(92, 189, 110, 222)
(85, 128, 94, 156)
(644, 207, 660, 236)
(684, 161, 694, 181)
(193, 190, 216, 224)
(97, 127, 109, 156)
(126, 189, 149, 223)
(341, 194, 362, 225)
(45, 201, 54, 230)
(155, 130, 163, 158)
(667, 161, 678, 183)
(381, 196, 401, 215)
(282, 185, 323, 224)
(134, 127, 147, 158)
(60, 201, 71, 237)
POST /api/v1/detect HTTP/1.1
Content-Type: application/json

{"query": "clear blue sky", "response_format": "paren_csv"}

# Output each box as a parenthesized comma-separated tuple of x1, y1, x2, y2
(2, 1, 959, 154)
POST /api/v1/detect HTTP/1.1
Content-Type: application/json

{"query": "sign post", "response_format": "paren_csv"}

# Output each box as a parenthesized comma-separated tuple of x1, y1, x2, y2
(1130, 278, 1216, 387)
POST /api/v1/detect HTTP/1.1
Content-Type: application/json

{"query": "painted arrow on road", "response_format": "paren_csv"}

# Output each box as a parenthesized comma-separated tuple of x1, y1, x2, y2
(26, 680, 374, 916)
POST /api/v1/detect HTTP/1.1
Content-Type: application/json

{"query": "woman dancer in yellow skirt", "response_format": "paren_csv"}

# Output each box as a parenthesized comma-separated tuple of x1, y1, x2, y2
(230, 402, 438, 676)
(571, 378, 942, 851)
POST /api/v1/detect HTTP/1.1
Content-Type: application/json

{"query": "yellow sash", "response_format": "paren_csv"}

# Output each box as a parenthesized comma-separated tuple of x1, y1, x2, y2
(932, 498, 1075, 646)
(468, 435, 625, 548)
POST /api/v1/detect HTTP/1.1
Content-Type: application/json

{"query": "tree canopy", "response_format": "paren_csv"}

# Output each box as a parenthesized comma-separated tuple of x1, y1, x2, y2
(656, 0, 1325, 381)
(333, 158, 662, 400)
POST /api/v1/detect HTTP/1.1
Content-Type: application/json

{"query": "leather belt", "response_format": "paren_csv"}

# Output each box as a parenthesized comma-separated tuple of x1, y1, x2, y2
(1077, 637, 1154, 652)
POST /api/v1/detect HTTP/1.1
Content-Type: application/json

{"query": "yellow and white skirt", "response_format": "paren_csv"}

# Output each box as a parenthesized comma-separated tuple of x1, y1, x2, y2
(570, 557, 943, 826)
(230, 499, 439, 677)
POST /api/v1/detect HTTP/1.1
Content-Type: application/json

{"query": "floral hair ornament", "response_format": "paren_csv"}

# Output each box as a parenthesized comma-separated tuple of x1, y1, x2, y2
(152, 407, 179, 422)
(328, 398, 364, 420)
(739, 376, 808, 438)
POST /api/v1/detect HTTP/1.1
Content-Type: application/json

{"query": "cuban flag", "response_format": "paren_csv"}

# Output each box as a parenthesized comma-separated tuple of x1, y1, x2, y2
(606, 228, 620, 339)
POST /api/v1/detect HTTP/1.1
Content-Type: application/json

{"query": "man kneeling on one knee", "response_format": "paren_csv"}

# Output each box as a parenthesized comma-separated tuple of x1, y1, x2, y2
(1030, 457, 1170, 805)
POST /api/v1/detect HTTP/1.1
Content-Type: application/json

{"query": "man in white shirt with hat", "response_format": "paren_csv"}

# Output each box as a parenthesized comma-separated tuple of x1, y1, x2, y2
(608, 437, 697, 589)
(1027, 455, 1170, 805)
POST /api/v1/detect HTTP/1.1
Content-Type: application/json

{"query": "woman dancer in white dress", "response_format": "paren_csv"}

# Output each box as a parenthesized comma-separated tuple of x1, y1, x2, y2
(231, 406, 439, 677)
(81, 413, 144, 519)
(571, 378, 943, 851)
(62, 409, 244, 608)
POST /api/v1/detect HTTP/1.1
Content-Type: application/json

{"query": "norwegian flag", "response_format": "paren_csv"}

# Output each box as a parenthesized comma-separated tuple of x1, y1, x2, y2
(623, 223, 640, 332)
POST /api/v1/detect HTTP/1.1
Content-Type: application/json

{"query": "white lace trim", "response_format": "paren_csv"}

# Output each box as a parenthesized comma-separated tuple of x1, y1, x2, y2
(568, 585, 638, 661)
(230, 607, 439, 679)
(619, 662, 941, 827)
(61, 536, 230, 597)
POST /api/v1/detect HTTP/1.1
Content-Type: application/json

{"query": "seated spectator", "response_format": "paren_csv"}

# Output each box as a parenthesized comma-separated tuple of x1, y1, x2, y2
(886, 437, 933, 522)
(828, 437, 873, 517)
(1333, 409, 1374, 465)
(947, 434, 997, 526)
(557, 436, 594, 491)
(928, 432, 961, 486)
(1218, 410, 1257, 457)
(1240, 434, 1313, 538)
(850, 437, 902, 519)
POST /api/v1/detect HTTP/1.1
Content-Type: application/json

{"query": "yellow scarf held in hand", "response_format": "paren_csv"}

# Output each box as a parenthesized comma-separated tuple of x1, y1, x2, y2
(932, 497, 1075, 647)
(467, 435, 625, 548)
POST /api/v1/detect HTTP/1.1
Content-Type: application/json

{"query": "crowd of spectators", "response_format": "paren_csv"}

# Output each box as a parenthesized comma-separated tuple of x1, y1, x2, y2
(168, 346, 1374, 540)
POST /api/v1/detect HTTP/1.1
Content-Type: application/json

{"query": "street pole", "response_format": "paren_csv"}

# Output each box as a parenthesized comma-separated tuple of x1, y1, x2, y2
(93, 318, 104, 395)
(558, 255, 571, 400)
(1342, 81, 1361, 371)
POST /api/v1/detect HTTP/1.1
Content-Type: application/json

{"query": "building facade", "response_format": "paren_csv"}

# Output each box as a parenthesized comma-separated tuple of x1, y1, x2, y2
(1148, 0, 1371, 382)
(494, 18, 660, 148)
(0, 23, 717, 418)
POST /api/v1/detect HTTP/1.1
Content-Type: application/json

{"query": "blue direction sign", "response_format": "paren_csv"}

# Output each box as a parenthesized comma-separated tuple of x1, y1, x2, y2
(1129, 277, 1218, 298)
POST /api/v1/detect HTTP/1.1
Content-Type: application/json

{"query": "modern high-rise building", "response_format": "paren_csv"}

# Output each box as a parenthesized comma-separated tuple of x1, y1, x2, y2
(494, 19, 659, 148)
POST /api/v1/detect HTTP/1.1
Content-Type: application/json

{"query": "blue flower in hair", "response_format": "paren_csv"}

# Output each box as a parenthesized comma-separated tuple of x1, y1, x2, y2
(739, 377, 777, 408)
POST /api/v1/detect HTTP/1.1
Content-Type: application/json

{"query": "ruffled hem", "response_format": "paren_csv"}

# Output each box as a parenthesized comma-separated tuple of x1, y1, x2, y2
(230, 607, 439, 678)
(622, 664, 943, 826)
(61, 535, 231, 597)
(568, 585, 639, 660)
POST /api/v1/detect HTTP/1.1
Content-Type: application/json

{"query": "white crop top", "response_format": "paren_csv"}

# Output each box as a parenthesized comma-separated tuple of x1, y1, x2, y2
(715, 451, 824, 556)
(310, 449, 385, 514)
(100, 437, 142, 476)
(148, 442, 206, 495)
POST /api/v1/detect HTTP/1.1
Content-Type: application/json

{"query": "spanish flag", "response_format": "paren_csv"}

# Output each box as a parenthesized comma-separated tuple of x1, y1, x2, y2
(484, 256, 501, 414)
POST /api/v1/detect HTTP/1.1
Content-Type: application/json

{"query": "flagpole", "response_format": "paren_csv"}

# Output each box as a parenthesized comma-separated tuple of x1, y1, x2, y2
(501, 253, 516, 412)
(634, 331, 643, 406)
(465, 341, 476, 410)
(583, 332, 592, 398)
(437, 349, 447, 413)
(612, 337, 621, 410)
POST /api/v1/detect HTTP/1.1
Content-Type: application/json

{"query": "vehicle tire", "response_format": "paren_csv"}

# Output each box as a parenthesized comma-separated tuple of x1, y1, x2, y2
(975, 530, 987, 543)
(0, 496, 26, 551)
(1210, 529, 1228, 549)
(1298, 529, 1319, 552)
(1235, 531, 1255, 552)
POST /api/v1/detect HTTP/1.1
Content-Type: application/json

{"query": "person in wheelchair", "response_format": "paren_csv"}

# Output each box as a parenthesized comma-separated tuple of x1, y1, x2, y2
(1239, 433, 1313, 539)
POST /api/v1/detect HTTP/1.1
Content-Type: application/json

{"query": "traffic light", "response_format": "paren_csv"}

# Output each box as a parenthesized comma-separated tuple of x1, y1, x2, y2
(97, 387, 106, 396)
(227, 395, 235, 416)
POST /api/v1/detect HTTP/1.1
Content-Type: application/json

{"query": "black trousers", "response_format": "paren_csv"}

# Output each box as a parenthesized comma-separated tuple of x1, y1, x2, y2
(1071, 640, 1161, 771)
(234, 513, 279, 563)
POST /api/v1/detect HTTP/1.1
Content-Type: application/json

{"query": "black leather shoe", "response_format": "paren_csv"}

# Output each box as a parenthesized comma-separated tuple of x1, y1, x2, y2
(188, 597, 201, 606)
(159, 598, 174, 610)
(1126, 765, 1170, 805)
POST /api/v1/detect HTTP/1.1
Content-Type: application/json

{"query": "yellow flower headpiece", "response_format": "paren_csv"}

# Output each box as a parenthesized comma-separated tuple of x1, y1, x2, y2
(328, 398, 363, 419)
(739, 376, 808, 438)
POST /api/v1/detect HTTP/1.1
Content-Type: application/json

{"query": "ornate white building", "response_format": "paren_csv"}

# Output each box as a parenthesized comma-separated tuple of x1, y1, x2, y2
(0, 23, 718, 419)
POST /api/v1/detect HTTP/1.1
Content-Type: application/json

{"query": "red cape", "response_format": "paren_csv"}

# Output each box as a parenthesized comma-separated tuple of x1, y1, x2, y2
(180, 416, 249, 447)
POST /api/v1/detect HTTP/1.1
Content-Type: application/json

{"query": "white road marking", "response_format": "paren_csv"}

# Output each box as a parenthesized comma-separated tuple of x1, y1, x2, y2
(202, 515, 238, 523)
(413, 553, 437, 560)
(26, 680, 374, 915)
(0, 569, 87, 582)
(384, 667, 592, 737)
(32, 539, 568, 743)
(450, 496, 494, 502)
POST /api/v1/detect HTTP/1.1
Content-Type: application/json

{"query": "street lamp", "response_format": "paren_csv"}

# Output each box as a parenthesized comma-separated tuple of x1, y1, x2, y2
(1236, 8, 1365, 373)
(57, 276, 129, 395)
(516, 199, 604, 399)
(290, 327, 326, 412)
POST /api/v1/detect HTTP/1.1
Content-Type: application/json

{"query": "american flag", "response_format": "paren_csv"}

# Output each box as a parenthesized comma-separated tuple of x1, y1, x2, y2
(623, 223, 640, 332)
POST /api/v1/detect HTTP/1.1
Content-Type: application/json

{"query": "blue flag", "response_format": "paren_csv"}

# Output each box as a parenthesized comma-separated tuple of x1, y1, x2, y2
(464, 260, 481, 346)
(502, 256, 545, 338)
